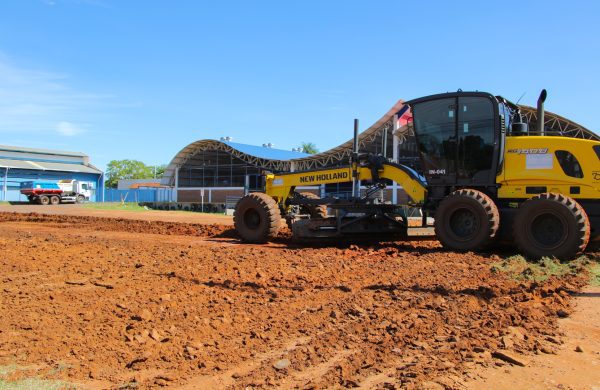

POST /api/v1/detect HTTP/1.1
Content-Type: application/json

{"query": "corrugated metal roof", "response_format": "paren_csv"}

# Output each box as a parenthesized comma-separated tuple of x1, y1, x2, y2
(0, 159, 34, 169)
(0, 144, 88, 157)
(221, 141, 310, 160)
(0, 159, 102, 174)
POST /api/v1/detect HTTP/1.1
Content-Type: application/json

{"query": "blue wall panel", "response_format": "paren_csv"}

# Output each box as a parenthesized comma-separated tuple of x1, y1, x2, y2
(103, 188, 175, 203)
(104, 189, 157, 203)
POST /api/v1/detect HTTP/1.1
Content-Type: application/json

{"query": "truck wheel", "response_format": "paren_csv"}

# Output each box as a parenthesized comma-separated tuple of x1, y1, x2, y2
(434, 189, 499, 252)
(297, 192, 328, 218)
(50, 196, 60, 205)
(513, 193, 589, 260)
(234, 193, 281, 243)
(39, 195, 50, 206)
(76, 195, 85, 203)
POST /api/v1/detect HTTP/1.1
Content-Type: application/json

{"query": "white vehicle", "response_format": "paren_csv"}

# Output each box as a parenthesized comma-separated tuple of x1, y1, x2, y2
(20, 179, 94, 205)
(57, 180, 92, 202)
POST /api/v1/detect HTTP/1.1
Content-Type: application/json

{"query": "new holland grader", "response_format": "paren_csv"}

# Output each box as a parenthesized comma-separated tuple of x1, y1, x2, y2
(234, 90, 600, 259)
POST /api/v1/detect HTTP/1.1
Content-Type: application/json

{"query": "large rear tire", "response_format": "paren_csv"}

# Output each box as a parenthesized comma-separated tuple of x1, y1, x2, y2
(50, 195, 60, 205)
(434, 189, 499, 252)
(513, 193, 590, 260)
(234, 193, 282, 243)
(39, 195, 50, 206)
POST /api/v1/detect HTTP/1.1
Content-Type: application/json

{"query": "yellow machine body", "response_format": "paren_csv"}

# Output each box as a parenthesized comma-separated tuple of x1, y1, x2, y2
(265, 163, 427, 206)
(498, 136, 600, 199)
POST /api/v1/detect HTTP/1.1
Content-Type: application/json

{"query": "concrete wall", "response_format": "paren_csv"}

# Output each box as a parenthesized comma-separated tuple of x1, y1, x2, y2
(177, 188, 245, 204)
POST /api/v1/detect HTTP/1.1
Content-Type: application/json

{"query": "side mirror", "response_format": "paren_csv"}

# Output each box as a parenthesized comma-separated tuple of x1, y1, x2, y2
(511, 122, 528, 135)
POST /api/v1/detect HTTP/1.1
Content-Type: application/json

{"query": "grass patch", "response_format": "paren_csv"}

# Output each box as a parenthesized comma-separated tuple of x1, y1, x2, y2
(82, 202, 150, 212)
(491, 255, 597, 283)
(83, 202, 228, 216)
(589, 262, 600, 286)
(0, 365, 74, 390)
(0, 378, 73, 390)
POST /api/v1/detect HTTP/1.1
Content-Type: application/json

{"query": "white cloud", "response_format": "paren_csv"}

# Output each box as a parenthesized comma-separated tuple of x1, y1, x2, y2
(56, 121, 84, 136)
(0, 54, 109, 134)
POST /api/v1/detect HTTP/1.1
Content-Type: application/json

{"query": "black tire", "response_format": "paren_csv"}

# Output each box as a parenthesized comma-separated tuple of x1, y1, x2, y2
(39, 195, 50, 206)
(234, 193, 282, 243)
(50, 196, 60, 205)
(513, 193, 590, 260)
(76, 195, 85, 204)
(434, 189, 500, 252)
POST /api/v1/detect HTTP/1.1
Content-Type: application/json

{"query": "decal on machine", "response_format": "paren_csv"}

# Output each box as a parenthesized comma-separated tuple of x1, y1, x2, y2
(299, 171, 349, 183)
(428, 169, 446, 175)
(507, 148, 549, 154)
(525, 153, 553, 169)
(593, 171, 600, 181)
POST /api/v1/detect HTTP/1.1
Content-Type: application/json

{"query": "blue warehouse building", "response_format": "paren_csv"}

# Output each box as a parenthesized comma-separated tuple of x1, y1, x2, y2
(0, 144, 103, 202)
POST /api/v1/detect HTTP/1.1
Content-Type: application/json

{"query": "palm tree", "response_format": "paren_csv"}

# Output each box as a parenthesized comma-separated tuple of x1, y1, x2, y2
(300, 142, 319, 154)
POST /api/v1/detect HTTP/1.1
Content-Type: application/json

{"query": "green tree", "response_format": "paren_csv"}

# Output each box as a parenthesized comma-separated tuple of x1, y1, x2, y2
(153, 164, 168, 178)
(105, 159, 154, 188)
(300, 142, 319, 154)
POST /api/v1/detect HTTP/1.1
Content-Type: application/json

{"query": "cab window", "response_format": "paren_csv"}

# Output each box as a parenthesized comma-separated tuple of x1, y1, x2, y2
(555, 150, 583, 178)
(594, 145, 600, 160)
(412, 98, 456, 177)
(457, 97, 495, 179)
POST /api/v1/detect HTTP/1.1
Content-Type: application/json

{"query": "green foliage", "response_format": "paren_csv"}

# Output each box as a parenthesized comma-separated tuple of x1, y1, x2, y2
(154, 164, 167, 178)
(491, 255, 597, 283)
(300, 142, 319, 154)
(105, 159, 154, 188)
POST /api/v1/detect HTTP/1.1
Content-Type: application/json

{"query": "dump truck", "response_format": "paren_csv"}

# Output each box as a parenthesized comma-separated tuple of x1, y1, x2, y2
(20, 180, 92, 205)
(234, 90, 600, 259)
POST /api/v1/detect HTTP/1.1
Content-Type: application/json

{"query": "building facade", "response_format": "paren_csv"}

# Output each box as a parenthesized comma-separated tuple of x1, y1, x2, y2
(0, 145, 103, 202)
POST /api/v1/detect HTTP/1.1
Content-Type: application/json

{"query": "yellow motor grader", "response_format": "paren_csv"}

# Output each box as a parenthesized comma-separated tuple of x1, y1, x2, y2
(234, 90, 600, 259)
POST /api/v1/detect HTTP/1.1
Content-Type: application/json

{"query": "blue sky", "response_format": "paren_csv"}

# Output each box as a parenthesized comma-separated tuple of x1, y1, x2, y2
(0, 0, 599, 170)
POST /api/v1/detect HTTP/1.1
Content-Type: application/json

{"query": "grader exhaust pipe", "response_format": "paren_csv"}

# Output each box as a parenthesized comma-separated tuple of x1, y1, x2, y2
(537, 89, 547, 136)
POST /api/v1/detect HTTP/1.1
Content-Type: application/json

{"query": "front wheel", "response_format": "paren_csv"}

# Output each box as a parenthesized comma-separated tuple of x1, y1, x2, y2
(513, 193, 589, 260)
(434, 189, 500, 252)
(234, 193, 282, 243)
(76, 195, 85, 203)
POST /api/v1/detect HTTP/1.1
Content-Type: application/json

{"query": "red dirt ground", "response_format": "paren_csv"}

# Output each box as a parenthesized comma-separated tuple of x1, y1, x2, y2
(0, 204, 234, 225)
(0, 212, 597, 389)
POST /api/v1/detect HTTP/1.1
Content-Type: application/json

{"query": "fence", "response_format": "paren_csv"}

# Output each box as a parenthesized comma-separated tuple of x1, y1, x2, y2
(104, 187, 176, 203)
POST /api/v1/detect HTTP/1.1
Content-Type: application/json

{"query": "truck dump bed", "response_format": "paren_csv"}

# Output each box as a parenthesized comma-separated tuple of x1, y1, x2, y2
(19, 181, 62, 196)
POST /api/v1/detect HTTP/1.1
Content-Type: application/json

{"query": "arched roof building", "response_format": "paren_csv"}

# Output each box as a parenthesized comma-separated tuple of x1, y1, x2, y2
(162, 98, 598, 193)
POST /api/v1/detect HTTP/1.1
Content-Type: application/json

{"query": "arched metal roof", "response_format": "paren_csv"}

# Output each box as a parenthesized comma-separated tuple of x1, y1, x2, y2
(162, 99, 598, 186)
(518, 105, 599, 140)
